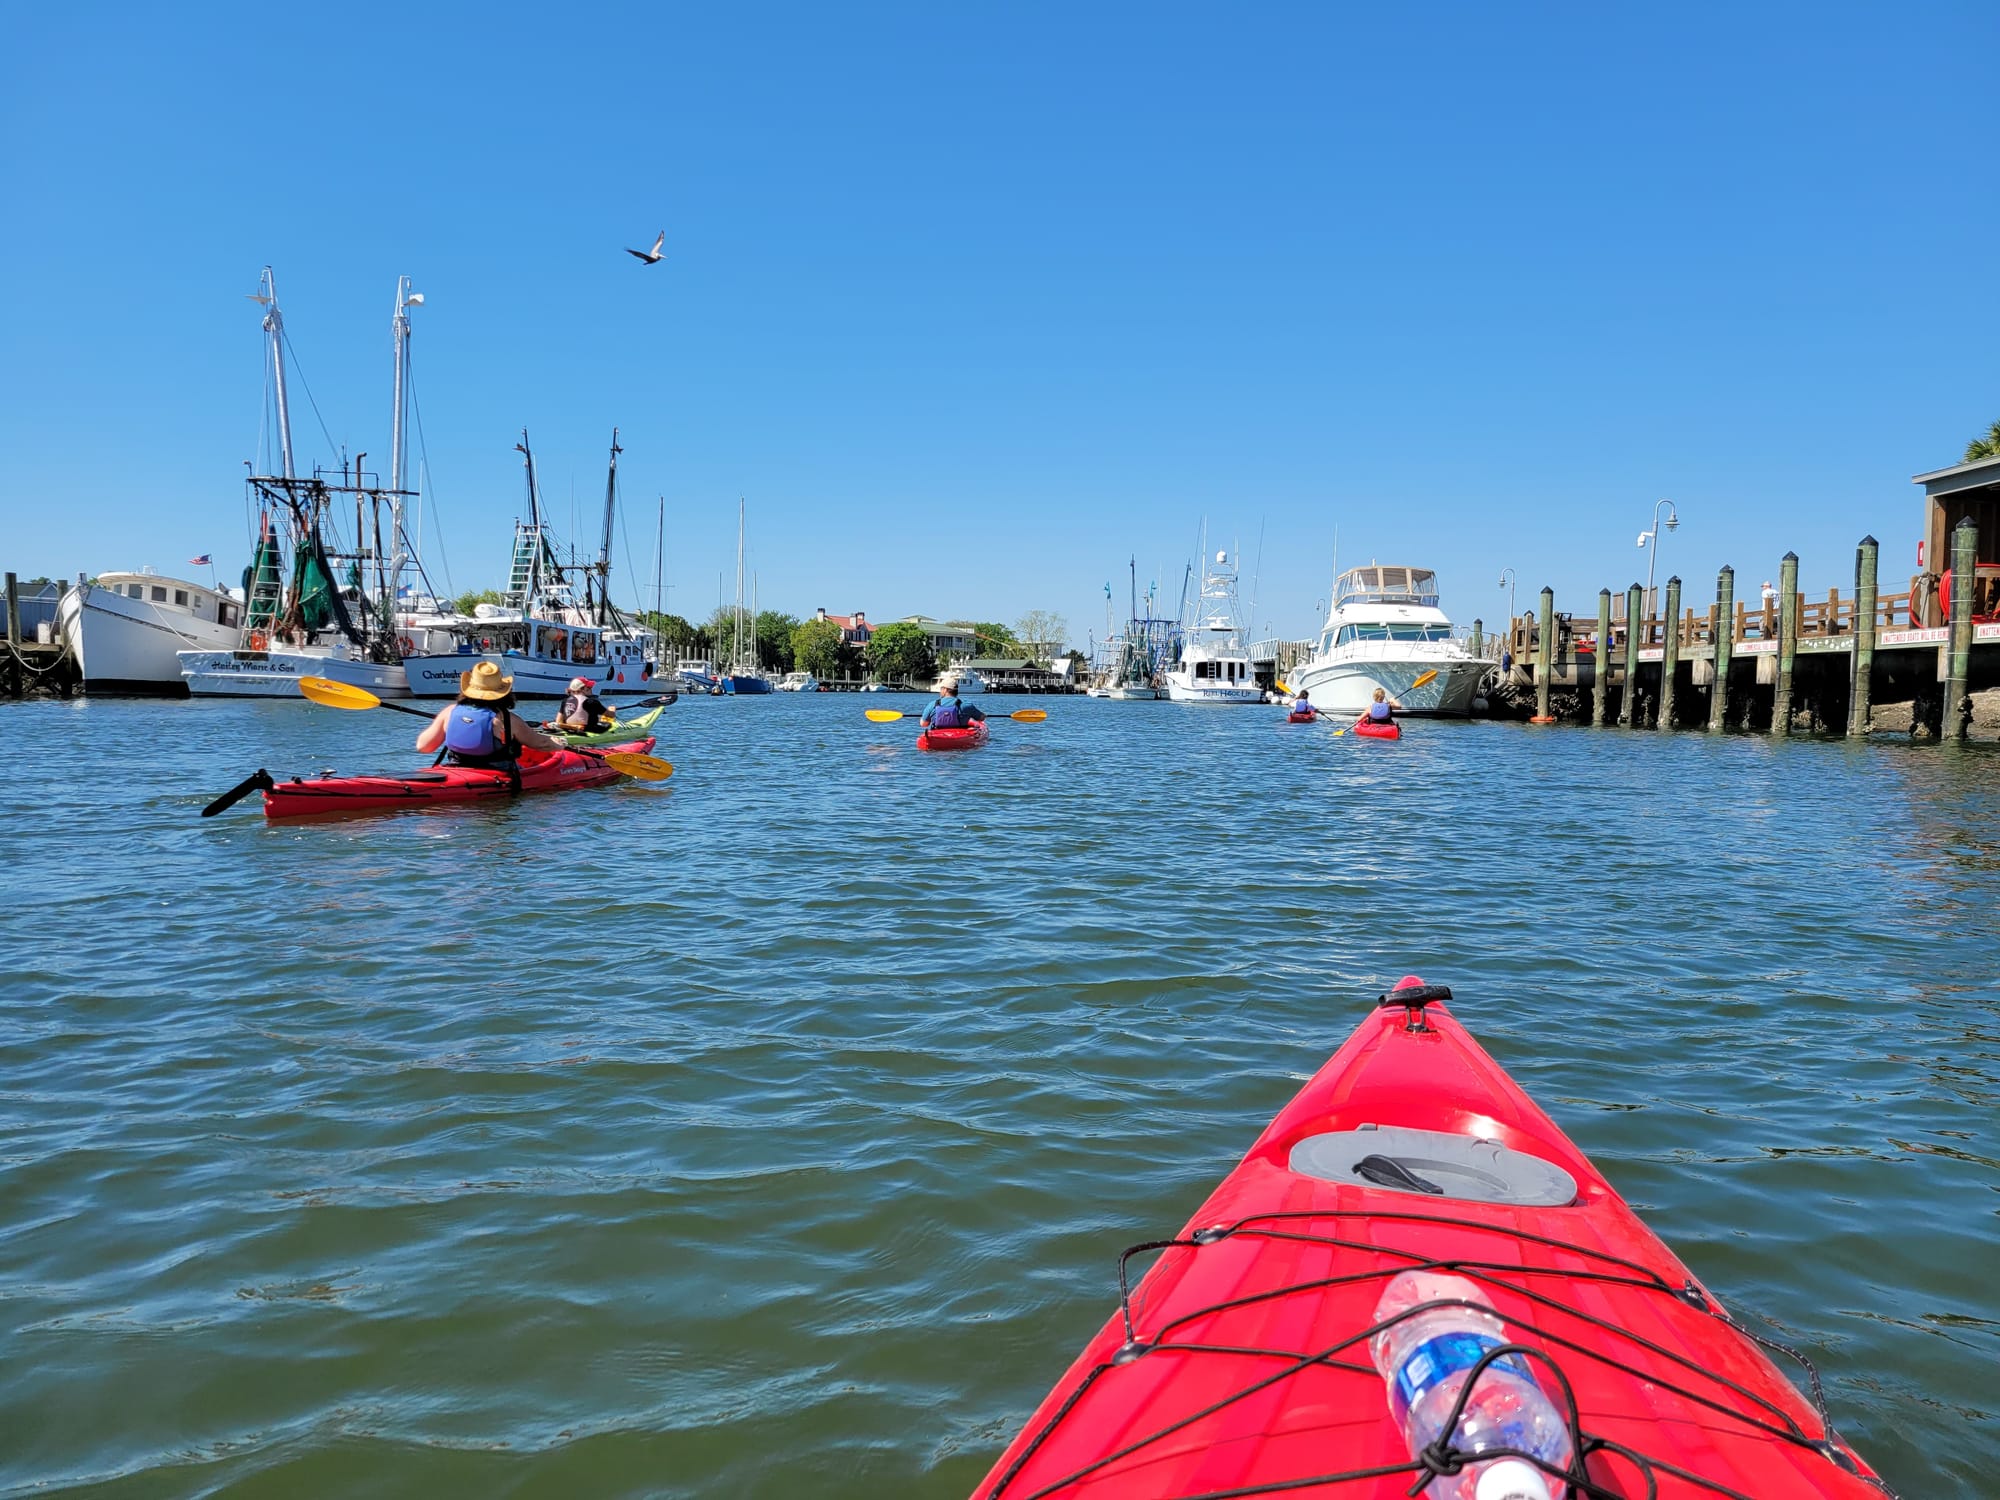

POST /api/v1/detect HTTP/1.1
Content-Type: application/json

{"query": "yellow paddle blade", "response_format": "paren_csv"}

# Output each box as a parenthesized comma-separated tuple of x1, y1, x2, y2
(1008, 710, 1048, 722)
(1275, 679, 1291, 696)
(599, 751, 674, 781)
(864, 709, 907, 722)
(1410, 668, 1439, 690)
(1330, 728, 1348, 736)
(299, 676, 384, 710)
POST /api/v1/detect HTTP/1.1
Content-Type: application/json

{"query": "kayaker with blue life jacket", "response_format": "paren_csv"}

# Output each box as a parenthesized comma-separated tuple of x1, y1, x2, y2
(922, 678, 986, 731)
(415, 662, 560, 768)
(1290, 689, 1319, 719)
(553, 675, 613, 734)
(1360, 686, 1402, 726)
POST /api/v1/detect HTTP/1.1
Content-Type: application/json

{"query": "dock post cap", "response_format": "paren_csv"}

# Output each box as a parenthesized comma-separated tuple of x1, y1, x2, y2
(1859, 535, 1878, 547)
(1955, 515, 1980, 534)
(1783, 550, 1799, 563)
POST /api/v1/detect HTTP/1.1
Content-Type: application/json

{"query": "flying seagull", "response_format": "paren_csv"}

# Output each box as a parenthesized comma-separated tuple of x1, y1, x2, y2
(626, 231, 666, 265)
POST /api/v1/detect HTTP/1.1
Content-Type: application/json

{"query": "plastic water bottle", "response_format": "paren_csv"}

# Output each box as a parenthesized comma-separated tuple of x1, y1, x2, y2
(1368, 1270, 1574, 1500)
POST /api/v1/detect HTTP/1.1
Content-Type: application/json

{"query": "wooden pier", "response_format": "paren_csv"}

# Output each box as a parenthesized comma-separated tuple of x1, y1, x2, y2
(1, 572, 79, 699)
(1495, 520, 2000, 739)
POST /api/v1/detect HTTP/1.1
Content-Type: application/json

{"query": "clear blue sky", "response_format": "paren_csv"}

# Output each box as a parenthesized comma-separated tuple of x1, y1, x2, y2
(4, 3, 1994, 646)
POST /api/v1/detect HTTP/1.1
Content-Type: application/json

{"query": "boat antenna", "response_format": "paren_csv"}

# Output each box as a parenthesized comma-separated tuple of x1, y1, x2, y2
(597, 427, 621, 625)
(254, 268, 296, 480)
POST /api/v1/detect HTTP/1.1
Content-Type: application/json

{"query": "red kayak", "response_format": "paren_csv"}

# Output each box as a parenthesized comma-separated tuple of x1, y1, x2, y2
(1353, 717, 1402, 739)
(1286, 710, 1317, 724)
(261, 738, 655, 819)
(918, 722, 989, 752)
(974, 980, 1882, 1499)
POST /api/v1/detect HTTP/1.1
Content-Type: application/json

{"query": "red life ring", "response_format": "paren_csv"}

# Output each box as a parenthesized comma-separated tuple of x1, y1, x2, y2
(397, 634, 416, 656)
(247, 630, 268, 651)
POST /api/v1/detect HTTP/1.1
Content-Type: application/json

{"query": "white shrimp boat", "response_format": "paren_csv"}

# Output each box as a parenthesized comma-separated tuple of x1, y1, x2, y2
(57, 571, 244, 694)
(1161, 549, 1262, 704)
(1285, 564, 1485, 716)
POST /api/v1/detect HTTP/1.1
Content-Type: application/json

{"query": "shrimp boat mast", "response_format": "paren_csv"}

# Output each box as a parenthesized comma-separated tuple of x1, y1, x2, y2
(179, 271, 421, 696)
(1091, 557, 1161, 699)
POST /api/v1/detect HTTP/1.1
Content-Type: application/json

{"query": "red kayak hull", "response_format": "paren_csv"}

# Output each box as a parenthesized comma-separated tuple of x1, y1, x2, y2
(918, 722, 989, 751)
(261, 738, 656, 819)
(974, 982, 1881, 1500)
(1353, 718, 1401, 739)
(1285, 711, 1316, 724)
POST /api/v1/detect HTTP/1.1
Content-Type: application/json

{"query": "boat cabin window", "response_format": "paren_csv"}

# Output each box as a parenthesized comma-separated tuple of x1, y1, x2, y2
(572, 632, 598, 665)
(538, 626, 571, 662)
(220, 602, 239, 628)
(1338, 623, 1454, 645)
(151, 586, 167, 601)
(126, 583, 143, 598)
(174, 589, 188, 606)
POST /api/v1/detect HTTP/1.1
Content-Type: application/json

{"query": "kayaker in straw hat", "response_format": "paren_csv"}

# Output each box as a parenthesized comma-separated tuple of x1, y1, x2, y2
(415, 662, 560, 767)
(552, 675, 613, 734)
(922, 675, 986, 731)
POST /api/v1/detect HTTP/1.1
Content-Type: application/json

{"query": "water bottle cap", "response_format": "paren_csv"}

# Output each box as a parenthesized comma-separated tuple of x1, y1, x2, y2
(1474, 1459, 1552, 1500)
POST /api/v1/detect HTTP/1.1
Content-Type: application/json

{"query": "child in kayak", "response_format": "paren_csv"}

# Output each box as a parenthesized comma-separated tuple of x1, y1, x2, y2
(1359, 686, 1402, 727)
(416, 662, 561, 768)
(1290, 689, 1319, 719)
(552, 676, 613, 734)
(922, 678, 987, 731)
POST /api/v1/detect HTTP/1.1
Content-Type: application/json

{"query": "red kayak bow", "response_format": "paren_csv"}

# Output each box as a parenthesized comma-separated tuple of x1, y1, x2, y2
(974, 979, 1884, 1499)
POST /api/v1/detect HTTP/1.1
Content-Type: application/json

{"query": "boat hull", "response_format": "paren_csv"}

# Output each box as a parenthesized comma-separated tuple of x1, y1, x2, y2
(403, 651, 663, 699)
(1161, 677, 1263, 704)
(179, 648, 411, 698)
(262, 738, 655, 819)
(973, 982, 1883, 1499)
(1287, 654, 1485, 716)
(58, 578, 240, 695)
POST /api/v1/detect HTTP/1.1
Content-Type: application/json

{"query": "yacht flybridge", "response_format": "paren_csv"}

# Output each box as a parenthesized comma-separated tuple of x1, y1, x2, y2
(1286, 564, 1486, 716)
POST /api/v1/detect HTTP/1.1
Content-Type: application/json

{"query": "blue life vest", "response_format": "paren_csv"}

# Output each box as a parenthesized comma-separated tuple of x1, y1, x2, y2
(445, 705, 501, 755)
(929, 698, 965, 729)
(1367, 700, 1392, 720)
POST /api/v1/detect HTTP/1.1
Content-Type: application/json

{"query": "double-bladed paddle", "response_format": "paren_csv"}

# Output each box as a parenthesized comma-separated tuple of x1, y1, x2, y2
(864, 708, 1047, 723)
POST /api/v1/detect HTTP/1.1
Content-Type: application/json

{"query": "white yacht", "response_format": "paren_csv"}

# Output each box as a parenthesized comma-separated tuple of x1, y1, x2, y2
(777, 670, 820, 692)
(930, 666, 987, 694)
(1161, 550, 1262, 703)
(57, 570, 244, 694)
(1286, 564, 1485, 716)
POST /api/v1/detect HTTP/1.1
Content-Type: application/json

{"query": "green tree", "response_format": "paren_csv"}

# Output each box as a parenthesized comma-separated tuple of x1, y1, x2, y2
(950, 620, 1018, 659)
(755, 610, 800, 672)
(1015, 610, 1068, 662)
(791, 617, 844, 676)
(1966, 419, 2000, 462)
(453, 587, 504, 615)
(706, 605, 744, 661)
(642, 611, 702, 653)
(866, 621, 937, 684)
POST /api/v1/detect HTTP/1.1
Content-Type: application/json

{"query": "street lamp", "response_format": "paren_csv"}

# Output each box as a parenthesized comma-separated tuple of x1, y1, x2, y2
(1498, 568, 1517, 622)
(1636, 499, 1680, 602)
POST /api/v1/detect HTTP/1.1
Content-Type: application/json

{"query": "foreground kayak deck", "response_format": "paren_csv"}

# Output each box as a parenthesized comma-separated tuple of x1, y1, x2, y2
(975, 981, 1883, 1499)
(918, 722, 989, 751)
(262, 738, 656, 819)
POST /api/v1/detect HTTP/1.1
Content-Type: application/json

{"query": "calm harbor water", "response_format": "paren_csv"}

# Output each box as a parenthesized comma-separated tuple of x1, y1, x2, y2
(0, 693, 1993, 1496)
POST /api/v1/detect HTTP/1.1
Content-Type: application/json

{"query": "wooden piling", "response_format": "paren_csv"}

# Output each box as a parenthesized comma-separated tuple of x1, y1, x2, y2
(1592, 589, 1612, 725)
(1772, 551, 1799, 736)
(3, 572, 17, 652)
(1535, 587, 1554, 721)
(1619, 583, 1643, 726)
(1469, 618, 1483, 660)
(1848, 537, 1877, 737)
(1708, 565, 1735, 732)
(1946, 516, 1976, 741)
(1658, 575, 1682, 730)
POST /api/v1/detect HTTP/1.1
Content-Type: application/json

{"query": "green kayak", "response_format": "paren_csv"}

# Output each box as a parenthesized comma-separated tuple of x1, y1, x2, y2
(549, 705, 664, 747)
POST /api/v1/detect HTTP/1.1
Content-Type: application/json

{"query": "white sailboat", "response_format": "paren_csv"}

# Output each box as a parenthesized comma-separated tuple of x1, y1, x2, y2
(1161, 548, 1262, 704)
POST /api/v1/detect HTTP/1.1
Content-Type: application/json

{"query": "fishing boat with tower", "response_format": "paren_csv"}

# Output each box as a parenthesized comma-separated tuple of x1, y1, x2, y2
(1161, 545, 1262, 703)
(398, 431, 661, 698)
(178, 271, 431, 697)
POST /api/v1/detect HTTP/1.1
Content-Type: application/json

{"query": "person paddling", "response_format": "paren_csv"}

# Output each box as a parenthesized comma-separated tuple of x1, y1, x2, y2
(553, 675, 613, 734)
(922, 677, 987, 731)
(1359, 685, 1402, 727)
(416, 662, 560, 768)
(1290, 689, 1319, 719)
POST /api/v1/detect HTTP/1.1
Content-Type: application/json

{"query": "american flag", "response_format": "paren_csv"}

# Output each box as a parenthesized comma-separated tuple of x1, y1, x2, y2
(188, 554, 212, 566)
